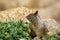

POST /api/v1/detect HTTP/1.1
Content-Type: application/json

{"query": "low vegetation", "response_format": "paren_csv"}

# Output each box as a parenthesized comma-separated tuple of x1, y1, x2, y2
(0, 20, 32, 40)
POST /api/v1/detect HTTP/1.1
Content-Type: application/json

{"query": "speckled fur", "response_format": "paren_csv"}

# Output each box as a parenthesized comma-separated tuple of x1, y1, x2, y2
(26, 11, 59, 39)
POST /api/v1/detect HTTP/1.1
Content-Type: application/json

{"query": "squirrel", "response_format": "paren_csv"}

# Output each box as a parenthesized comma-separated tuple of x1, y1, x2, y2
(26, 11, 59, 39)
(26, 11, 48, 39)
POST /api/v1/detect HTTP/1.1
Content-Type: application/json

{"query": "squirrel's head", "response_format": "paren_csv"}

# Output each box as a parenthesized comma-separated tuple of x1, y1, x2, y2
(26, 11, 38, 23)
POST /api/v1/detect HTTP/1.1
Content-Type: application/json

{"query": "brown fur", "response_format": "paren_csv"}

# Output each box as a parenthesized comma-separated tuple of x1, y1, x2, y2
(26, 11, 46, 38)
(26, 11, 59, 39)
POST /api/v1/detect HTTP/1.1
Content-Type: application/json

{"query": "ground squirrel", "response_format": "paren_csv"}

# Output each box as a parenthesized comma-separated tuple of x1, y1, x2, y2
(26, 11, 59, 40)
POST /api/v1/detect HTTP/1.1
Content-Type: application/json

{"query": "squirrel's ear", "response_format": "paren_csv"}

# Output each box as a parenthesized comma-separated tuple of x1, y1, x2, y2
(34, 11, 38, 16)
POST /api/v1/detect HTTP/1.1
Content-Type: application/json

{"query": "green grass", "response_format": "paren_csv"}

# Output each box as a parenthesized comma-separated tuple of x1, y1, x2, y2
(0, 20, 32, 40)
(42, 34, 60, 40)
